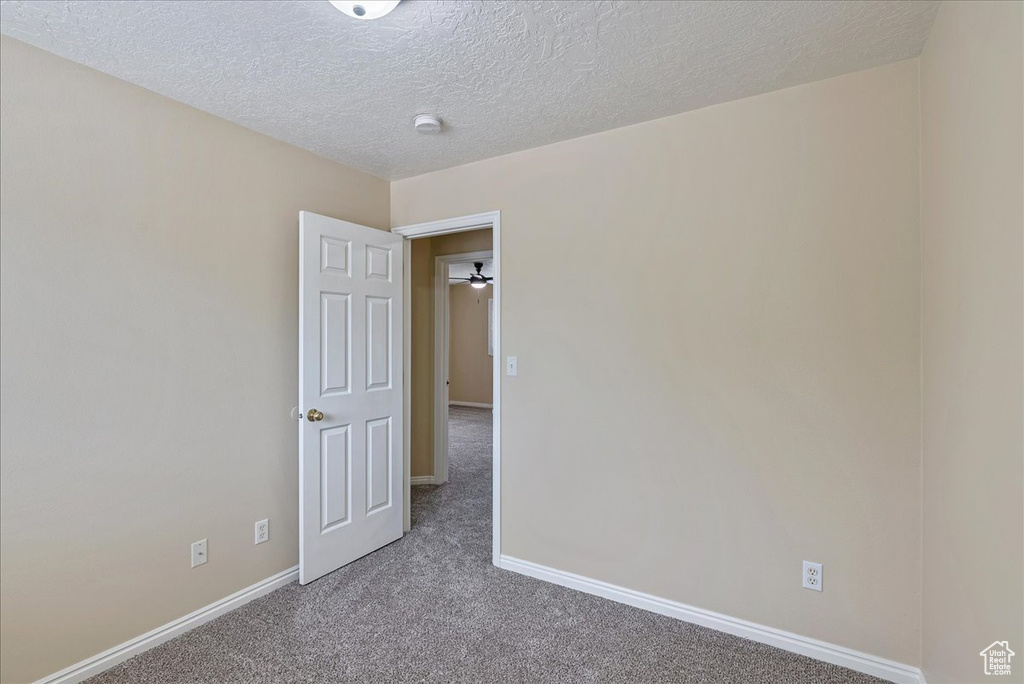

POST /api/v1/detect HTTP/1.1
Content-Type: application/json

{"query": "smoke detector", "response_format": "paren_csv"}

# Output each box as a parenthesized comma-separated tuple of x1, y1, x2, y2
(414, 114, 443, 134)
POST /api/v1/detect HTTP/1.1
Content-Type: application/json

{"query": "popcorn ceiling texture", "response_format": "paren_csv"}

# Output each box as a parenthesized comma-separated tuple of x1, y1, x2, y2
(0, 0, 938, 180)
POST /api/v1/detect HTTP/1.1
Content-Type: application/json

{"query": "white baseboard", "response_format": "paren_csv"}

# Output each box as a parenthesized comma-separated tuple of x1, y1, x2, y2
(498, 555, 924, 684)
(410, 475, 436, 485)
(36, 565, 299, 684)
(448, 401, 493, 409)
(34, 553, 923, 684)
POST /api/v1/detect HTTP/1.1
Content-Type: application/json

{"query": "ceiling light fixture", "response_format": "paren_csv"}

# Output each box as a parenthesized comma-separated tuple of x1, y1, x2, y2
(329, 1, 400, 20)
(452, 263, 492, 289)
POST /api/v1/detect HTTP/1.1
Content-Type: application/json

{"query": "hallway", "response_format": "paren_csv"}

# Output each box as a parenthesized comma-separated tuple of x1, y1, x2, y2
(88, 407, 882, 683)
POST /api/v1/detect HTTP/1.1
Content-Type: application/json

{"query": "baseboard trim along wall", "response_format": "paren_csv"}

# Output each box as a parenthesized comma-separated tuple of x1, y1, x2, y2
(410, 475, 437, 485)
(448, 401, 493, 409)
(498, 555, 926, 684)
(34, 555, 926, 684)
(35, 565, 300, 684)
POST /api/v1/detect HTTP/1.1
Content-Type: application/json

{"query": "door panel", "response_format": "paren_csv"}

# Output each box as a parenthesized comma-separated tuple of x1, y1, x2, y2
(320, 293, 351, 396)
(320, 425, 351, 531)
(299, 211, 403, 585)
(366, 245, 392, 281)
(366, 296, 392, 390)
(366, 417, 392, 514)
(320, 236, 351, 275)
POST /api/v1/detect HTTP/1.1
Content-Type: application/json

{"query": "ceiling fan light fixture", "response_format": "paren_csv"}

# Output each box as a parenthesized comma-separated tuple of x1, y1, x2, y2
(452, 262, 492, 288)
(329, 0, 400, 20)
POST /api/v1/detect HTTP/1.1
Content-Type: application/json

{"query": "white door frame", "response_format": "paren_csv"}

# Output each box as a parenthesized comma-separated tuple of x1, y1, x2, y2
(392, 211, 501, 566)
(433, 250, 494, 486)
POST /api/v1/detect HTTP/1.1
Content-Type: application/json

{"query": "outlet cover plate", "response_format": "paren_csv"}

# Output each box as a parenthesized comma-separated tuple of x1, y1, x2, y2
(802, 560, 822, 591)
(255, 519, 269, 545)
(191, 539, 208, 568)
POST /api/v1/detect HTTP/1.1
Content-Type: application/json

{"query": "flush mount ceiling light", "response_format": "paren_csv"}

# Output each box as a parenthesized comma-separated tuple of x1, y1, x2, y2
(329, 1, 400, 20)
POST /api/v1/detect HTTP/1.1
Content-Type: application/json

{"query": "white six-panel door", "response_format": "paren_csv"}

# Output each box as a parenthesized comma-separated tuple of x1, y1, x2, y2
(299, 211, 404, 585)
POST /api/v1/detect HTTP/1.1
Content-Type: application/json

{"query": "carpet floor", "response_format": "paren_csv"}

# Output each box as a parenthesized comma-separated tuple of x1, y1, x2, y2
(88, 406, 885, 683)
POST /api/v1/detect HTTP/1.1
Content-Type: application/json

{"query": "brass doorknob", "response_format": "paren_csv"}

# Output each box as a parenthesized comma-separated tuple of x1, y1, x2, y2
(306, 409, 324, 422)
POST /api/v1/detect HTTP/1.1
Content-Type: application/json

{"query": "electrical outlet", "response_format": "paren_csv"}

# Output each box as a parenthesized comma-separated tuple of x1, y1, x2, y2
(802, 561, 822, 591)
(255, 519, 269, 545)
(191, 539, 208, 568)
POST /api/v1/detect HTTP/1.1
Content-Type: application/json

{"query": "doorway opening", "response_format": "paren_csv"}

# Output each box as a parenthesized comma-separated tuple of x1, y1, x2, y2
(433, 251, 494, 485)
(393, 212, 501, 566)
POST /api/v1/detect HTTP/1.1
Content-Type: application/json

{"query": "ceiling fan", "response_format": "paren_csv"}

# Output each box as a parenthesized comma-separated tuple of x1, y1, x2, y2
(451, 262, 493, 289)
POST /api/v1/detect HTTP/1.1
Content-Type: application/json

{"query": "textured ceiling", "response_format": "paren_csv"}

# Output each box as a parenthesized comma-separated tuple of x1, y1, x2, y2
(0, 0, 939, 180)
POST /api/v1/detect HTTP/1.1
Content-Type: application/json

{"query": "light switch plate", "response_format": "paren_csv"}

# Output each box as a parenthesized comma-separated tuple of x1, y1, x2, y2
(506, 356, 517, 376)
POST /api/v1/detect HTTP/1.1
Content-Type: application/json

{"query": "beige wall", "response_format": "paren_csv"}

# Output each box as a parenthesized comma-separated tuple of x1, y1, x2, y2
(919, 2, 1024, 682)
(7, 10, 1021, 679)
(409, 230, 493, 477)
(0, 37, 390, 684)
(394, 61, 923, 663)
(449, 283, 494, 405)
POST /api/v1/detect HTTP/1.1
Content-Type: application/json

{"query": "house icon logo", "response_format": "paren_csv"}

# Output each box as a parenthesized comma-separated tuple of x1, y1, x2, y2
(980, 641, 1015, 676)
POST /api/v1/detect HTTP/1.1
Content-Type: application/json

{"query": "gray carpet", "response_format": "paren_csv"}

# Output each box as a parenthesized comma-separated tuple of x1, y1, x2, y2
(87, 406, 885, 683)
